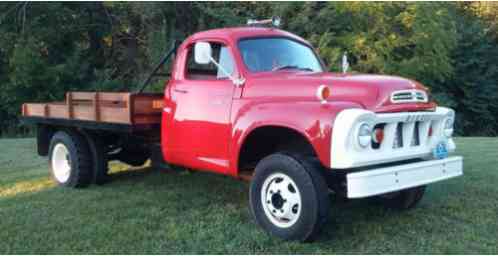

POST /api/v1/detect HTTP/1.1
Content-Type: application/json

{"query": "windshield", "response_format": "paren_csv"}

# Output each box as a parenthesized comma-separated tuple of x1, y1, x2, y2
(238, 37, 323, 73)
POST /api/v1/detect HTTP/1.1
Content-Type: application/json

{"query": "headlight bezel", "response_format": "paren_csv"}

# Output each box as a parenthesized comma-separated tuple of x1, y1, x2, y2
(357, 122, 372, 148)
(443, 116, 454, 137)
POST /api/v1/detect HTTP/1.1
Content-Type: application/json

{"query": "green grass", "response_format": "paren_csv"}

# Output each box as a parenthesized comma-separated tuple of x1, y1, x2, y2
(0, 138, 497, 254)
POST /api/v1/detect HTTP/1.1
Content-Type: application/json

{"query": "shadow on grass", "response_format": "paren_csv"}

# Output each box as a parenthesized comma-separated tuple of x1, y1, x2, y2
(108, 165, 158, 181)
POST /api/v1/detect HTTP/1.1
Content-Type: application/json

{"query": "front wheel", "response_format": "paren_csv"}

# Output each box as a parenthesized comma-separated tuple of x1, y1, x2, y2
(249, 153, 330, 241)
(377, 185, 426, 210)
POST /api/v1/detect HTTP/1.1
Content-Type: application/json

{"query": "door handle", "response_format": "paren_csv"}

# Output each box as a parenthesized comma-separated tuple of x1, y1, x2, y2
(174, 88, 188, 94)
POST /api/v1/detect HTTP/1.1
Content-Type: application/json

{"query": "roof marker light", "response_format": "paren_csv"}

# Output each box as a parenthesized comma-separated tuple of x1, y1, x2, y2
(272, 16, 281, 27)
(247, 16, 281, 27)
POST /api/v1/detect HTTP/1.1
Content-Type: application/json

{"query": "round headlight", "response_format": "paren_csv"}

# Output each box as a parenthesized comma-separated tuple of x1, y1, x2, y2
(357, 123, 372, 148)
(444, 117, 454, 137)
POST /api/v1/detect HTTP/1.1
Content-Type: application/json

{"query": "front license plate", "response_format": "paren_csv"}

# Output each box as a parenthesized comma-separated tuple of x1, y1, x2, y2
(433, 142, 449, 159)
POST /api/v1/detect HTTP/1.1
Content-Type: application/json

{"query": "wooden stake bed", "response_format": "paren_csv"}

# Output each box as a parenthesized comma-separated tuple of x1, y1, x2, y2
(21, 92, 164, 131)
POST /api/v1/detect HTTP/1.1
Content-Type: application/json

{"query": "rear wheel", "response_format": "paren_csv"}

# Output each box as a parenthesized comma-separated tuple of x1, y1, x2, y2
(250, 153, 330, 241)
(82, 132, 110, 185)
(377, 186, 426, 210)
(49, 130, 92, 187)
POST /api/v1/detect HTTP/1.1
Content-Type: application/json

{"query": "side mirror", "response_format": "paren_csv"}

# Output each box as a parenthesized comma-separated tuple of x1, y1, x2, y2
(194, 42, 212, 65)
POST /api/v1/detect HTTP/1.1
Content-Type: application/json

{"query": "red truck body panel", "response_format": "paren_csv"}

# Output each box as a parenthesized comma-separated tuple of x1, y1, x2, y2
(161, 27, 436, 176)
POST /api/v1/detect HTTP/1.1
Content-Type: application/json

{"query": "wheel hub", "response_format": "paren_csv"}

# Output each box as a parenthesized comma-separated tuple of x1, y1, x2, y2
(52, 143, 71, 183)
(271, 192, 285, 209)
(261, 172, 302, 228)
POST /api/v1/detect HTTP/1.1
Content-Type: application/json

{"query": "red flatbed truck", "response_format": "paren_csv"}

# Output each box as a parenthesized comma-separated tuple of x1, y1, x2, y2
(21, 19, 463, 241)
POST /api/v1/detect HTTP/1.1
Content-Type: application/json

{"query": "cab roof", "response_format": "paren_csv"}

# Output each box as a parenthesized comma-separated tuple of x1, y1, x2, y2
(184, 27, 311, 47)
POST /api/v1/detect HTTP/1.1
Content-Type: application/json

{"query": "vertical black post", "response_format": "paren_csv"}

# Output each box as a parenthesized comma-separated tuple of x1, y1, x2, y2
(138, 40, 178, 93)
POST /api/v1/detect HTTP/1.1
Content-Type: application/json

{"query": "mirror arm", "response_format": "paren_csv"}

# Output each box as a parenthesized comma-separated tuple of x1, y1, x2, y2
(208, 56, 245, 87)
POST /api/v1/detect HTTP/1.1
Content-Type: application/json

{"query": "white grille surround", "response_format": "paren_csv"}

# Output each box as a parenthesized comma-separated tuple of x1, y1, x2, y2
(390, 89, 428, 103)
(330, 107, 456, 169)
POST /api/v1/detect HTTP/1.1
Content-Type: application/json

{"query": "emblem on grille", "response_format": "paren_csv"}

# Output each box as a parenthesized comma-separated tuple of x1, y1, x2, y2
(405, 114, 428, 122)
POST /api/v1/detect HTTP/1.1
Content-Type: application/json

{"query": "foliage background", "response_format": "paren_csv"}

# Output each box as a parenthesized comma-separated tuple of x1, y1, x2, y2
(1, 2, 497, 136)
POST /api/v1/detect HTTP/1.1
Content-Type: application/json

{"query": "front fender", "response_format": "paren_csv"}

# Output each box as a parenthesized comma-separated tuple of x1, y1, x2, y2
(230, 99, 363, 174)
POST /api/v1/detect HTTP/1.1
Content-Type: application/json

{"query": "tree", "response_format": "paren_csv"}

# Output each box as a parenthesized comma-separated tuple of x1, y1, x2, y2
(442, 4, 498, 135)
(0, 2, 497, 136)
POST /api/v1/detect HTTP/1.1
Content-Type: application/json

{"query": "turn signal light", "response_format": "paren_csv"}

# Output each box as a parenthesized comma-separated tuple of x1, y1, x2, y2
(372, 128, 384, 144)
(316, 85, 331, 104)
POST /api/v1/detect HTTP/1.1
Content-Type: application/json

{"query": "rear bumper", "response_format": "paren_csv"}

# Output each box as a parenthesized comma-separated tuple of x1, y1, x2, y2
(346, 156, 463, 198)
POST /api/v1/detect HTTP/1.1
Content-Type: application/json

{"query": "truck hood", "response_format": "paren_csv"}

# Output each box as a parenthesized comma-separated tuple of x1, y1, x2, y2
(243, 71, 436, 112)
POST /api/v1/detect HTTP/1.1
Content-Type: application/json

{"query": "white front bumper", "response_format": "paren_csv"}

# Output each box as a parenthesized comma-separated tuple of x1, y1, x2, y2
(346, 156, 463, 198)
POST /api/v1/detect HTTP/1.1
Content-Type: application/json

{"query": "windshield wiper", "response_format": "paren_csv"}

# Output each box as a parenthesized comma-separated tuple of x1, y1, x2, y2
(296, 67, 314, 72)
(272, 65, 314, 72)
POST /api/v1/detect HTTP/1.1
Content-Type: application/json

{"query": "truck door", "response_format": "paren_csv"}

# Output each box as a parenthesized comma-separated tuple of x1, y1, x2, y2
(168, 41, 237, 173)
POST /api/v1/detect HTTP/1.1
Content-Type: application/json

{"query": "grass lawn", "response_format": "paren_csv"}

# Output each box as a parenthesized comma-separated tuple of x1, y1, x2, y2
(0, 137, 497, 254)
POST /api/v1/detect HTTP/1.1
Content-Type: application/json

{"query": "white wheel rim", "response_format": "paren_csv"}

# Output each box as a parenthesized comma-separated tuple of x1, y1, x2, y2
(51, 143, 71, 183)
(260, 172, 302, 228)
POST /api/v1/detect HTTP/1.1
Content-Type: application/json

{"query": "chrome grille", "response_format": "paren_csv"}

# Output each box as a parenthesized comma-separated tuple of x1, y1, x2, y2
(393, 123, 403, 148)
(391, 90, 428, 103)
(411, 122, 421, 146)
(372, 119, 433, 151)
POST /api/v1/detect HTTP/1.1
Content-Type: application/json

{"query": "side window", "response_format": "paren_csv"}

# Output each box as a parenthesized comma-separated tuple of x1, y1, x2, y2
(186, 42, 235, 80)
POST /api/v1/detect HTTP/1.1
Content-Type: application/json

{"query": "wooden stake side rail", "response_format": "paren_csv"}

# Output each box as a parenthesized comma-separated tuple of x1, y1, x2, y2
(22, 92, 164, 126)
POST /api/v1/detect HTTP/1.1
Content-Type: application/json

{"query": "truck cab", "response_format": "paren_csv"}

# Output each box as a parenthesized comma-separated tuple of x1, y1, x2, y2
(22, 20, 463, 242)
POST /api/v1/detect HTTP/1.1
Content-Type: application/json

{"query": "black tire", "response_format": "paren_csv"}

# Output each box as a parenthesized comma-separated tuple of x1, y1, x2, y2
(81, 131, 110, 185)
(48, 130, 92, 188)
(249, 153, 330, 242)
(377, 186, 426, 210)
(150, 144, 172, 170)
